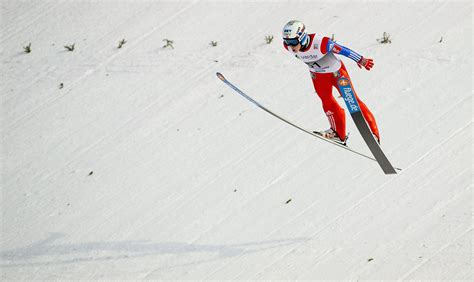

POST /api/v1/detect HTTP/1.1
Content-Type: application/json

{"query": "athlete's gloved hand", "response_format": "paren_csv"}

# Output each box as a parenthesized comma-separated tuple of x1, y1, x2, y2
(357, 57, 374, 70)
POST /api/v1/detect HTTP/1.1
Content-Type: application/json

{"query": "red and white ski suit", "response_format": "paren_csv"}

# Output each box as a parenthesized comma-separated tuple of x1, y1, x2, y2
(284, 34, 380, 141)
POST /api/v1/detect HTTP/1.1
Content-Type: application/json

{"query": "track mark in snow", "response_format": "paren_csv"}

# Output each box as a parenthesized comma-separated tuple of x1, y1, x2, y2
(206, 174, 371, 279)
(384, 95, 470, 159)
(0, 3, 57, 44)
(398, 227, 473, 280)
(231, 123, 471, 279)
(2, 61, 211, 188)
(2, 4, 154, 105)
(400, 122, 471, 172)
(341, 181, 471, 280)
(163, 105, 342, 238)
(203, 139, 380, 279)
(61, 108, 287, 277)
(1, 0, 199, 135)
(255, 123, 471, 276)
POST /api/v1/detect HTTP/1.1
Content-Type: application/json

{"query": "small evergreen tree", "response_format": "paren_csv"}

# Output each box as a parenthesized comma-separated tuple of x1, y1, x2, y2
(163, 39, 174, 49)
(265, 35, 274, 44)
(118, 39, 127, 48)
(64, 43, 75, 51)
(377, 32, 391, 44)
(23, 43, 32, 53)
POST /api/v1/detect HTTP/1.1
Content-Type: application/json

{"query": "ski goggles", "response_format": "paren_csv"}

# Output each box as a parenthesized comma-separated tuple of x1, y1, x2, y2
(283, 37, 300, 46)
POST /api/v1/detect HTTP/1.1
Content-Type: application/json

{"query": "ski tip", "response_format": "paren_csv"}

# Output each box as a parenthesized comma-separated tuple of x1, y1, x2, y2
(216, 72, 225, 81)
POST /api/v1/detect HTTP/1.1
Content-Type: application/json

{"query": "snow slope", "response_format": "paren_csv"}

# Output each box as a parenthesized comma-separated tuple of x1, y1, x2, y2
(1, 0, 472, 280)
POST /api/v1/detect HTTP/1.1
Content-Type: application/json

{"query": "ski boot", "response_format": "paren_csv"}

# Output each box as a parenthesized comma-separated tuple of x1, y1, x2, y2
(314, 128, 348, 146)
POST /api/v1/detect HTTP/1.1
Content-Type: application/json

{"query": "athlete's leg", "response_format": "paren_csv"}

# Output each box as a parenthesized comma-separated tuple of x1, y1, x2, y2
(335, 63, 380, 141)
(311, 71, 346, 140)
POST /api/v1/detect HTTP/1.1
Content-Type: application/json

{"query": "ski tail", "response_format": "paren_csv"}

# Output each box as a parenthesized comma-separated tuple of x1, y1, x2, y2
(336, 76, 398, 174)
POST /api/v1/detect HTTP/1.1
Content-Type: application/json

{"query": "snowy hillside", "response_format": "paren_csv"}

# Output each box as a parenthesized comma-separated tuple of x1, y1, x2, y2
(1, 1, 472, 280)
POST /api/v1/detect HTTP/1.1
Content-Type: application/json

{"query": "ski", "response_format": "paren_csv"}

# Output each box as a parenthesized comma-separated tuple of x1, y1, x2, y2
(336, 76, 398, 174)
(216, 72, 401, 173)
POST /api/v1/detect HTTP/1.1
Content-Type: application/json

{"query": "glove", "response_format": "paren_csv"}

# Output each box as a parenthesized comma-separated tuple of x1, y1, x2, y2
(357, 57, 374, 71)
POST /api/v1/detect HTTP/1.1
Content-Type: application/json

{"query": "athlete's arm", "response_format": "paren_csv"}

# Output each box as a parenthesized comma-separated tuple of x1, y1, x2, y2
(321, 37, 374, 70)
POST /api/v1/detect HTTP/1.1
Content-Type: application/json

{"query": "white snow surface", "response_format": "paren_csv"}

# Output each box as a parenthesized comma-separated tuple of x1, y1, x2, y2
(1, 0, 472, 280)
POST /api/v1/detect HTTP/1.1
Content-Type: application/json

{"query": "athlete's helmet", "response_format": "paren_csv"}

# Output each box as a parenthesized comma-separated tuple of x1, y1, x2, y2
(282, 20, 309, 47)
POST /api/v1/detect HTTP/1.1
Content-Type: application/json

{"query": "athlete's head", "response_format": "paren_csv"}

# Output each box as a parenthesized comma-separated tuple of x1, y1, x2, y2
(282, 20, 309, 52)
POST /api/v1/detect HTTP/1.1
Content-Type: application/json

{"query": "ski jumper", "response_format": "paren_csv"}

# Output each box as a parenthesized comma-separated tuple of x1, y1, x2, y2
(284, 34, 380, 141)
